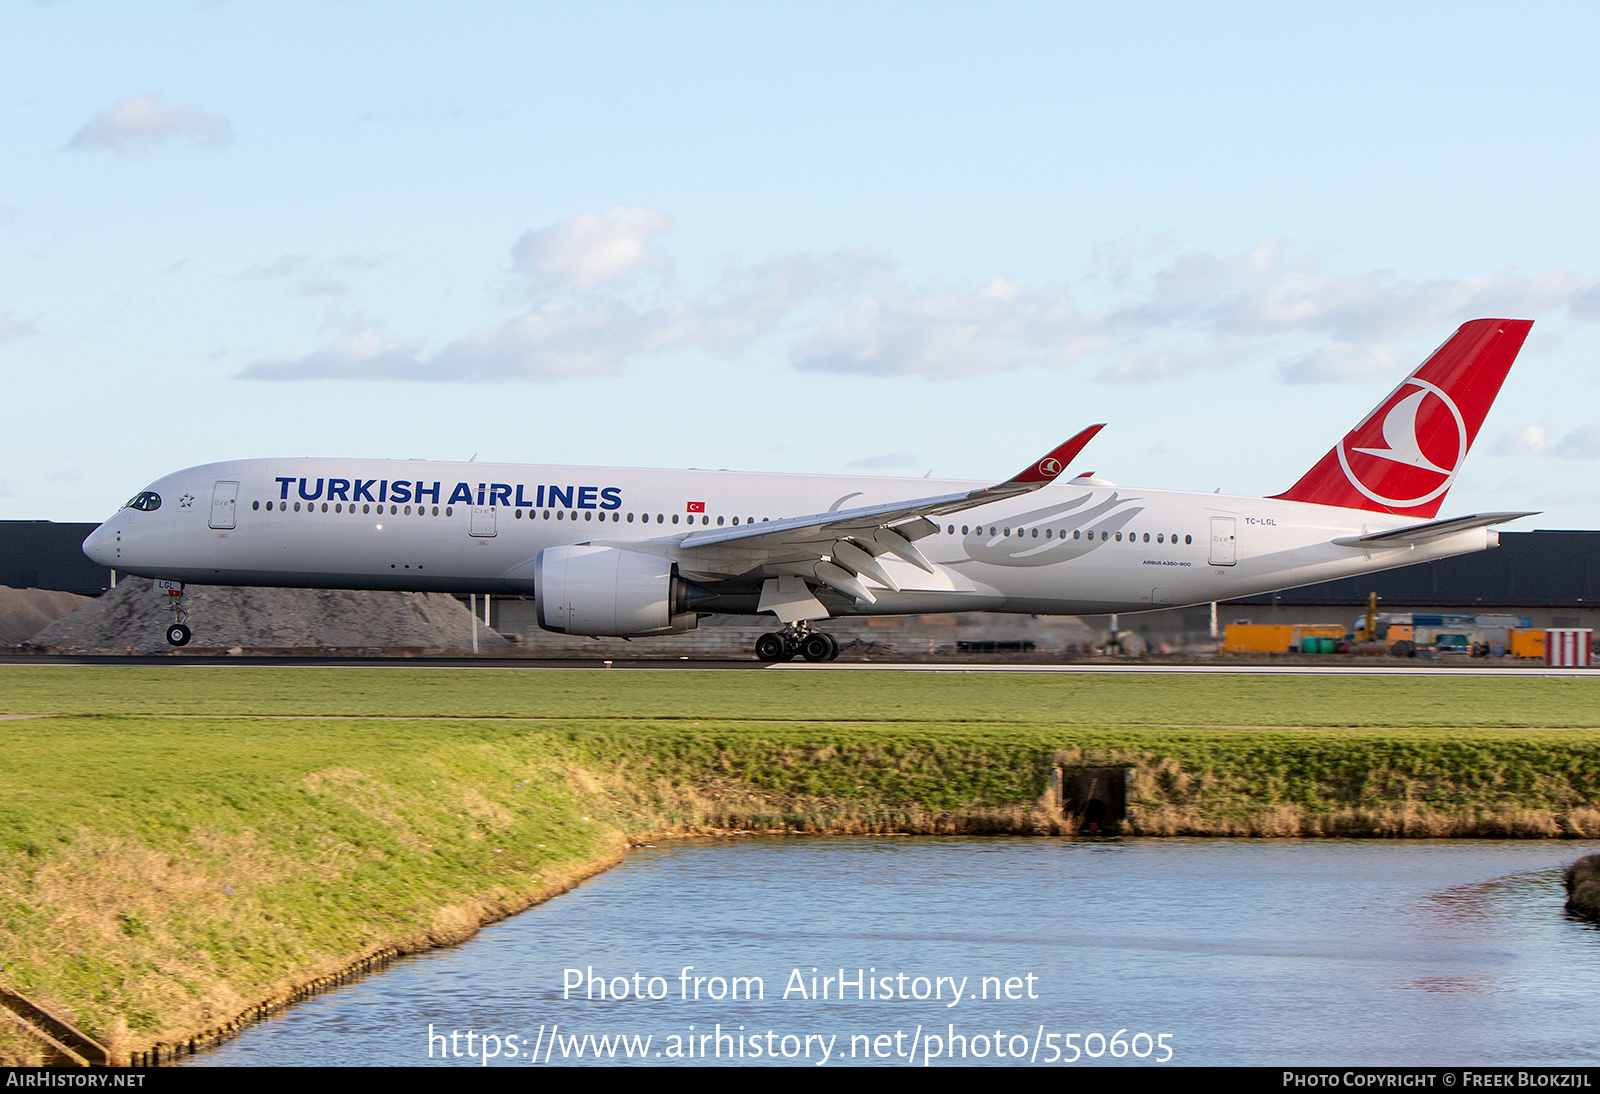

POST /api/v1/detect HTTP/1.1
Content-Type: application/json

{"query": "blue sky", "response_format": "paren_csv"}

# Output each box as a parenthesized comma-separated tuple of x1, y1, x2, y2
(4, 1, 1600, 527)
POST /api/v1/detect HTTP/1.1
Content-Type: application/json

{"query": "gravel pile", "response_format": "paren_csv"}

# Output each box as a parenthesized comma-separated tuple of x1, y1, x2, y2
(27, 583, 511, 653)
(0, 586, 93, 646)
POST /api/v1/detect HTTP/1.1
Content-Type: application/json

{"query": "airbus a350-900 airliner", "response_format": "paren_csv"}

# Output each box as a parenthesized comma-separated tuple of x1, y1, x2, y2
(83, 319, 1535, 661)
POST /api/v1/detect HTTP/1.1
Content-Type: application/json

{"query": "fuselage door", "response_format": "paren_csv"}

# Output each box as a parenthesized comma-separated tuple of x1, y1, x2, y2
(209, 481, 239, 529)
(470, 505, 497, 538)
(1209, 516, 1237, 566)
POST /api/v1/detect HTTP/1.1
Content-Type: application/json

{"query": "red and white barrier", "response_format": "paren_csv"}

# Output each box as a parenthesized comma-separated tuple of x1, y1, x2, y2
(1544, 628, 1594, 667)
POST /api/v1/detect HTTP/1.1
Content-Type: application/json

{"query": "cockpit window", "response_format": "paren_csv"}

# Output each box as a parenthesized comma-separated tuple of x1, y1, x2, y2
(123, 491, 162, 512)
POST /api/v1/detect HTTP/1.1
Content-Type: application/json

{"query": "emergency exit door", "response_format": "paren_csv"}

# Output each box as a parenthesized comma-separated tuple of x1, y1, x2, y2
(1209, 517, 1236, 566)
(209, 481, 239, 529)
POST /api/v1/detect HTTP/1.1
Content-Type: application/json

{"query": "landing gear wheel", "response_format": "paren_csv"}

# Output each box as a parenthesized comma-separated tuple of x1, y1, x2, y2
(755, 633, 788, 662)
(166, 623, 192, 647)
(824, 633, 840, 661)
(800, 633, 834, 662)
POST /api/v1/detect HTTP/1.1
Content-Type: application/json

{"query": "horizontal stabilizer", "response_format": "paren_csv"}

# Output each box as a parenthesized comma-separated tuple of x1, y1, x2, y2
(1331, 511, 1537, 549)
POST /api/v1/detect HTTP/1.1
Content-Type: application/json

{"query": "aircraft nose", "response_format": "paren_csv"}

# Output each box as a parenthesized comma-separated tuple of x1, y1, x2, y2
(82, 522, 115, 568)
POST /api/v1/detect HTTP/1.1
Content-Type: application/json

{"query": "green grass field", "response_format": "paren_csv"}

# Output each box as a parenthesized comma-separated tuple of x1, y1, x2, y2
(6, 663, 1600, 725)
(2, 665, 1599, 1060)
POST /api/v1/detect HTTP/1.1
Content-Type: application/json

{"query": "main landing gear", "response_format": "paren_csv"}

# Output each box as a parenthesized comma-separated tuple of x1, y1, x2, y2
(755, 623, 840, 663)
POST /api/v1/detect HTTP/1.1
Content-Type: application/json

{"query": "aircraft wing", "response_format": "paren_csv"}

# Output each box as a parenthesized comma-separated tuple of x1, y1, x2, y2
(1331, 511, 1537, 549)
(669, 426, 1104, 602)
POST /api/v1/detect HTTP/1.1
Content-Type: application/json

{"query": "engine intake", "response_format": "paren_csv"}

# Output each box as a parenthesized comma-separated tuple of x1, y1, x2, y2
(533, 545, 696, 637)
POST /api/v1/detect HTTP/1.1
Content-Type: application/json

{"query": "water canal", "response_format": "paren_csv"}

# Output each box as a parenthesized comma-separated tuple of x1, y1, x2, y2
(193, 837, 1600, 1067)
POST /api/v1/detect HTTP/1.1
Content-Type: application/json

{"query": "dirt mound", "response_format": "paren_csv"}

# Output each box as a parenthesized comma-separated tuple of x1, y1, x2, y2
(27, 583, 511, 653)
(0, 586, 93, 646)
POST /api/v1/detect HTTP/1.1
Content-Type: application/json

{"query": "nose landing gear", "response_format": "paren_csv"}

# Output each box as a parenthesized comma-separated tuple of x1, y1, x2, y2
(158, 580, 192, 646)
(755, 623, 839, 662)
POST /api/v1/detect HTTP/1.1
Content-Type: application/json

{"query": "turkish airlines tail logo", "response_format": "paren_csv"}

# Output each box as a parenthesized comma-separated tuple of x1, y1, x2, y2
(1350, 386, 1455, 475)
(1272, 319, 1532, 518)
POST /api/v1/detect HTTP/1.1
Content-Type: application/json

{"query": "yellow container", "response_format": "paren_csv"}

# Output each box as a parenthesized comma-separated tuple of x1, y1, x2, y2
(1224, 624, 1295, 653)
(1293, 624, 1346, 641)
(1510, 629, 1545, 659)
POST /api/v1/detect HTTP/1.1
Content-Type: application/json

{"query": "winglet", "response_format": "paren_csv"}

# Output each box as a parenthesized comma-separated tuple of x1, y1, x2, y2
(1003, 424, 1105, 485)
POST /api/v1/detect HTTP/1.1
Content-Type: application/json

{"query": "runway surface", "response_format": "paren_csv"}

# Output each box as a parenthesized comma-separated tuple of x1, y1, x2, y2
(1, 654, 1596, 677)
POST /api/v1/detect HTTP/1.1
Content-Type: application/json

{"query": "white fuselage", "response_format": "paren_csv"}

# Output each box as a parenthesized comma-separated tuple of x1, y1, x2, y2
(84, 457, 1497, 619)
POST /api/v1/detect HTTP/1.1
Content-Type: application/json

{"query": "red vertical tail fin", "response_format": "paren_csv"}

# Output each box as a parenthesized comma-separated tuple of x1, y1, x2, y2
(1270, 319, 1532, 518)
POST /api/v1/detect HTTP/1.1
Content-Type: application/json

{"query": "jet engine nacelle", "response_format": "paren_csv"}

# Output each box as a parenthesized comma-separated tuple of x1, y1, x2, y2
(533, 545, 697, 637)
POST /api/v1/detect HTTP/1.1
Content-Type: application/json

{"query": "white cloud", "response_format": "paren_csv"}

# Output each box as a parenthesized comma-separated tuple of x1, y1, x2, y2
(1276, 341, 1411, 384)
(1554, 424, 1600, 459)
(239, 331, 428, 382)
(239, 218, 1600, 387)
(0, 314, 35, 345)
(1494, 425, 1550, 457)
(1097, 342, 1238, 384)
(511, 207, 672, 288)
(1491, 425, 1542, 454)
(428, 301, 707, 381)
(794, 274, 1088, 379)
(847, 451, 918, 469)
(67, 93, 233, 154)
(1491, 423, 1600, 459)
(235, 253, 389, 299)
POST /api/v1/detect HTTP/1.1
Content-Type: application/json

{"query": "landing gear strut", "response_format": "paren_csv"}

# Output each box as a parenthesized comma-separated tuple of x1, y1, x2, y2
(755, 622, 839, 662)
(161, 582, 192, 647)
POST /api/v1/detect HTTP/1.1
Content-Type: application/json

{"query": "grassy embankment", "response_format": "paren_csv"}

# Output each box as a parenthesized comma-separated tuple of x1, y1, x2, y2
(2, 665, 1600, 1060)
